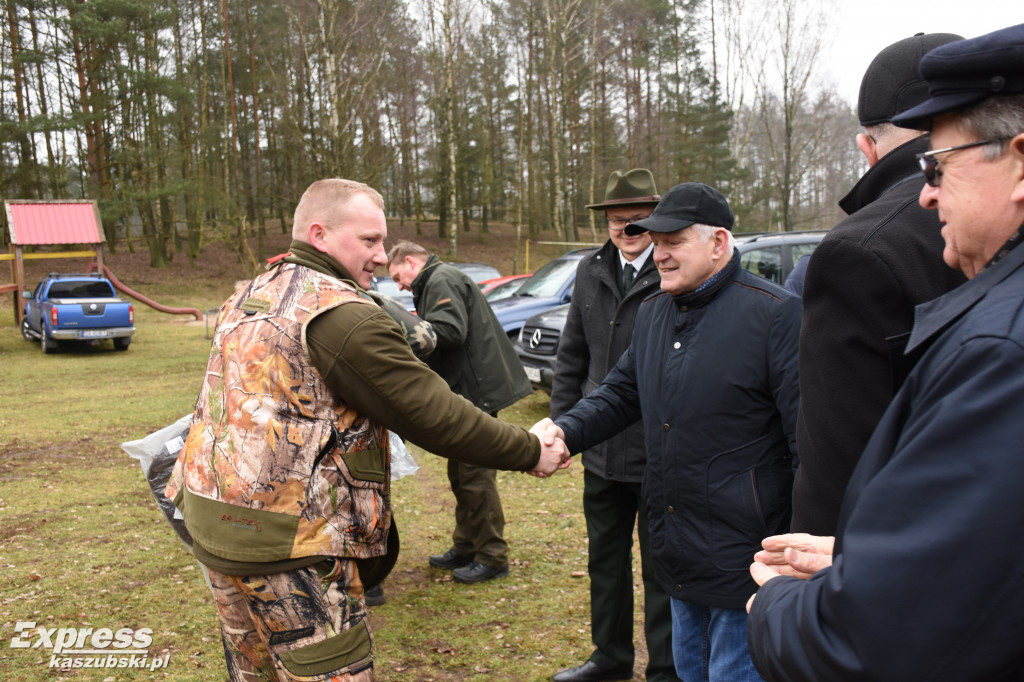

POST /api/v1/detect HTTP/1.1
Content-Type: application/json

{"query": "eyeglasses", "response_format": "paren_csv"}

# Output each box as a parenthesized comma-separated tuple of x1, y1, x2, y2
(606, 215, 651, 231)
(916, 139, 997, 187)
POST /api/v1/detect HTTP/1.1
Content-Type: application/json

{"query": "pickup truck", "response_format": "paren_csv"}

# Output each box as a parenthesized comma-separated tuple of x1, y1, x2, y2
(21, 273, 135, 353)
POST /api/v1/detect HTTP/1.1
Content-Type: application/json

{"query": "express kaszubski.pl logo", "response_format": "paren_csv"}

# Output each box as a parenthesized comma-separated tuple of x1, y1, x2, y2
(9, 621, 170, 671)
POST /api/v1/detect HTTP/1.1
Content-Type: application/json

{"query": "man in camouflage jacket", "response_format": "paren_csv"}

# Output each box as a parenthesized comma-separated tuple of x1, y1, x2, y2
(167, 179, 567, 681)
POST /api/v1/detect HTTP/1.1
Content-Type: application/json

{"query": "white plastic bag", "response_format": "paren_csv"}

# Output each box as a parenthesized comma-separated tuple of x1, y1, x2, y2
(121, 415, 193, 547)
(390, 431, 419, 480)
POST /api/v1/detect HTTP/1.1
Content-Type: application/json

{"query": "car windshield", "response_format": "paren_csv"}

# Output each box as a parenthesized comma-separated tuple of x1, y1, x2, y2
(48, 280, 115, 298)
(514, 257, 579, 298)
(485, 279, 525, 302)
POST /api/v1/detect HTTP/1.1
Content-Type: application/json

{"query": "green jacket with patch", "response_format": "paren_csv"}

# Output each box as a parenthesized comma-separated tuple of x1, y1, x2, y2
(411, 255, 532, 413)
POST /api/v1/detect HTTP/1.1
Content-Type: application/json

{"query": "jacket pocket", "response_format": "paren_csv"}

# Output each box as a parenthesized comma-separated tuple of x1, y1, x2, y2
(705, 433, 781, 572)
(319, 424, 388, 485)
(314, 429, 390, 548)
(338, 447, 387, 484)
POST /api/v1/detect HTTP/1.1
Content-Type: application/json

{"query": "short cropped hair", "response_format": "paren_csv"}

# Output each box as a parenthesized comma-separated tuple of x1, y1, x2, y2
(292, 179, 384, 240)
(386, 240, 430, 266)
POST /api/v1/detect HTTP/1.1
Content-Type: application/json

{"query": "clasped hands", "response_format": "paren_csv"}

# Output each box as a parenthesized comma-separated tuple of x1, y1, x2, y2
(745, 533, 834, 612)
(527, 418, 572, 478)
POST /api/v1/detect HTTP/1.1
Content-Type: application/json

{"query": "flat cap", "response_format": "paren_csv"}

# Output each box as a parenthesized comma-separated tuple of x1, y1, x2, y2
(893, 23, 1024, 130)
(858, 32, 963, 127)
(625, 182, 733, 235)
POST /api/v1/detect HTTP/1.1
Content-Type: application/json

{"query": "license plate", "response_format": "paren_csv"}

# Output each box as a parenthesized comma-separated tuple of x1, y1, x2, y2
(81, 330, 110, 338)
(524, 366, 541, 383)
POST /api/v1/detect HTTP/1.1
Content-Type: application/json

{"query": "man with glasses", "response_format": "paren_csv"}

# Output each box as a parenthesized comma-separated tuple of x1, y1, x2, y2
(550, 169, 678, 682)
(790, 33, 966, 537)
(747, 23, 1024, 681)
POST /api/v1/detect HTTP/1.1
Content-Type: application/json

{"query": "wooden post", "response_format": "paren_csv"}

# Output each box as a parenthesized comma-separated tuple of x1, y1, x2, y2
(14, 245, 25, 326)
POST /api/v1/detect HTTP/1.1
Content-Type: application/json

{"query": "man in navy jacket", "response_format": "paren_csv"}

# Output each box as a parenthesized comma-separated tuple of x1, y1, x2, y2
(746, 23, 1024, 681)
(538, 183, 800, 682)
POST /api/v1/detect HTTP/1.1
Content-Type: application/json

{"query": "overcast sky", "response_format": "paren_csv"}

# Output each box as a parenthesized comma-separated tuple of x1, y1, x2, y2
(824, 3, 1022, 106)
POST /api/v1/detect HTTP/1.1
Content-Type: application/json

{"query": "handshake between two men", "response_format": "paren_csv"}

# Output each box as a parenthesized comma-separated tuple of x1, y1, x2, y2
(527, 418, 572, 478)
(524, 414, 837, 594)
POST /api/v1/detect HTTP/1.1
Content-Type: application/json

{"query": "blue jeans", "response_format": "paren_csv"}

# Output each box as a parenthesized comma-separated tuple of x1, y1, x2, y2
(669, 599, 764, 682)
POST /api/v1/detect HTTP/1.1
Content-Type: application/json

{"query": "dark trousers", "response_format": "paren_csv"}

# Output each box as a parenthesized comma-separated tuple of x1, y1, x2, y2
(584, 469, 679, 681)
(447, 458, 508, 567)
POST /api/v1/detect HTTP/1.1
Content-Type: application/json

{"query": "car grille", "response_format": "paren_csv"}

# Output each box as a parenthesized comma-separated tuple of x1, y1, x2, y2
(520, 325, 559, 355)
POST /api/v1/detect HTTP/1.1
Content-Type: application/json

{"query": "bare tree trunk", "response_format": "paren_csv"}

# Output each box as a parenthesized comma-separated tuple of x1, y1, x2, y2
(28, 10, 59, 195)
(443, 0, 458, 257)
(245, 3, 265, 261)
(221, 0, 244, 256)
(6, 1, 35, 198)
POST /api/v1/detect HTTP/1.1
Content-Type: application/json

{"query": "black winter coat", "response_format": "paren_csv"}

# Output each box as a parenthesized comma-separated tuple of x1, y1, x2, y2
(411, 255, 532, 413)
(790, 136, 966, 535)
(550, 240, 660, 482)
(556, 258, 801, 608)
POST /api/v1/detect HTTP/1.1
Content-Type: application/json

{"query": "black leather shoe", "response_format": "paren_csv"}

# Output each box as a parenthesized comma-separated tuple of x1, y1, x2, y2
(429, 549, 474, 570)
(552, 661, 633, 682)
(452, 561, 509, 584)
(364, 584, 385, 606)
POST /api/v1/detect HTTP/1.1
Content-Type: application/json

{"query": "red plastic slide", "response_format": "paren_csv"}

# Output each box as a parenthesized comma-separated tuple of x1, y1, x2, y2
(87, 262, 203, 321)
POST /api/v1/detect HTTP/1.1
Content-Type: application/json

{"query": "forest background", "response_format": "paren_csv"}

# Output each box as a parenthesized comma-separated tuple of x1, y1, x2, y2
(0, 0, 858, 270)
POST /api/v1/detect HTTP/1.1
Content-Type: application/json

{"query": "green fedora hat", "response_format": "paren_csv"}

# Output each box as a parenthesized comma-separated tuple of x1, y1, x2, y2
(586, 168, 661, 210)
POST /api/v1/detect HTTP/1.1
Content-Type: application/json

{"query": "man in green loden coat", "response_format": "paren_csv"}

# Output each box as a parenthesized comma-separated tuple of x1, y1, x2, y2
(389, 240, 533, 584)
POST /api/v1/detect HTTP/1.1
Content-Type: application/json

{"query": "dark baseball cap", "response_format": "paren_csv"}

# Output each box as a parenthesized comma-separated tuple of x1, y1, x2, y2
(893, 23, 1024, 130)
(858, 32, 964, 127)
(624, 182, 734, 235)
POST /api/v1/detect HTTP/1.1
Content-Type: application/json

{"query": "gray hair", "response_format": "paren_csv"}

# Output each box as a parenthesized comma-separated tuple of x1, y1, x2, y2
(952, 94, 1024, 161)
(292, 179, 384, 240)
(690, 223, 736, 251)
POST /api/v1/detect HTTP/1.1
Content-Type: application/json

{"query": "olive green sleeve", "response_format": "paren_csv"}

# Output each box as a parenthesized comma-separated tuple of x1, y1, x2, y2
(306, 303, 540, 471)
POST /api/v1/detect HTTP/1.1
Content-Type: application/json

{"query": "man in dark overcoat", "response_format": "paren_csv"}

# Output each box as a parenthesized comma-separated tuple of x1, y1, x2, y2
(791, 32, 967, 535)
(549, 169, 678, 682)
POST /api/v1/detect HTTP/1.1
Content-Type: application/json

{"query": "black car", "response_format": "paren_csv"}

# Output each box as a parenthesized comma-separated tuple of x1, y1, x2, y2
(515, 303, 569, 393)
(514, 231, 826, 393)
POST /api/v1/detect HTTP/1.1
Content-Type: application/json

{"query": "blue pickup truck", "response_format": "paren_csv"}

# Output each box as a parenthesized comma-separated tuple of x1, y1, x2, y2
(21, 273, 135, 353)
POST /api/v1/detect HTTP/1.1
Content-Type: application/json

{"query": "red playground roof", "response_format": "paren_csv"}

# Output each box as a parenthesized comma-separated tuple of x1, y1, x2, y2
(4, 200, 104, 245)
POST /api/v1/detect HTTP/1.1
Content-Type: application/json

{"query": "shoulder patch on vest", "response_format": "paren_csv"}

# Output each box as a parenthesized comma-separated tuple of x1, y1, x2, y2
(241, 298, 272, 315)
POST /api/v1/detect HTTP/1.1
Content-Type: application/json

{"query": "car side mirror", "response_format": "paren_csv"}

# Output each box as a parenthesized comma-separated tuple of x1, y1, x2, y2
(22, 290, 31, 299)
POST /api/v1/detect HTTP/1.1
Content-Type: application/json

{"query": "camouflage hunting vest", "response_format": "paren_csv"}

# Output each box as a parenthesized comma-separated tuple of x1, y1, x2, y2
(166, 262, 391, 563)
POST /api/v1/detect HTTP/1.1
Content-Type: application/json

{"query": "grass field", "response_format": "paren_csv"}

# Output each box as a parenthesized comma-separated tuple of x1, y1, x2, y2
(0, 225, 649, 681)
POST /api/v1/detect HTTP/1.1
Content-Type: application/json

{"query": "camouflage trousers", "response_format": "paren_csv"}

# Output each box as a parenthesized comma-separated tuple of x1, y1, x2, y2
(207, 558, 375, 681)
